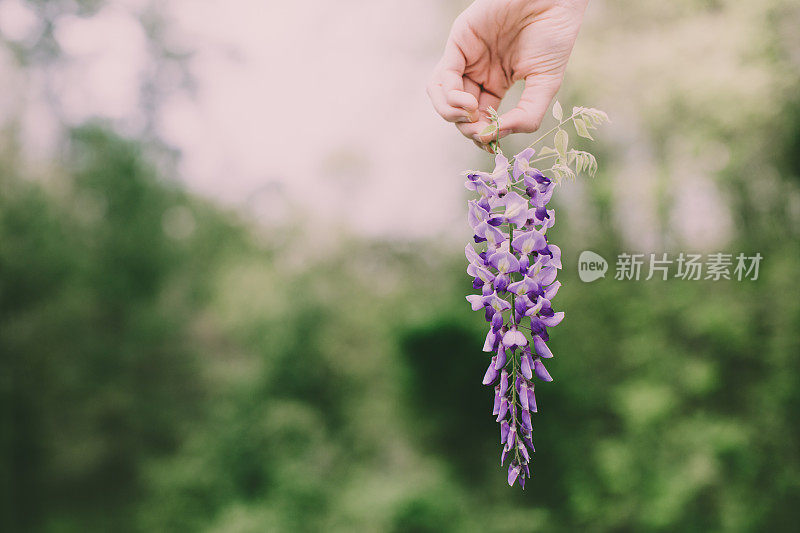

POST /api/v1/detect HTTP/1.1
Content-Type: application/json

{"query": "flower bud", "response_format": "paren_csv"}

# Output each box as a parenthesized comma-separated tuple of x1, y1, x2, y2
(496, 396, 508, 422)
(493, 273, 509, 292)
(518, 440, 530, 462)
(533, 358, 553, 382)
(500, 420, 510, 444)
(520, 353, 533, 380)
(506, 426, 517, 448)
(520, 382, 529, 410)
(507, 464, 520, 486)
(491, 310, 503, 332)
(482, 356, 499, 384)
(521, 408, 533, 433)
(527, 387, 537, 413)
(494, 345, 507, 369)
(533, 335, 553, 358)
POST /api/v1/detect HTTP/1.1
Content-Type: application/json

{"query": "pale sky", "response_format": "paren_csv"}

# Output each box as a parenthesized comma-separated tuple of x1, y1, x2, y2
(0, 0, 736, 248)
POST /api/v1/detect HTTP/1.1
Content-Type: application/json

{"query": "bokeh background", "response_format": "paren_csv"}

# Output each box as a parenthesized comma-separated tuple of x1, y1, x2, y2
(2, 0, 800, 531)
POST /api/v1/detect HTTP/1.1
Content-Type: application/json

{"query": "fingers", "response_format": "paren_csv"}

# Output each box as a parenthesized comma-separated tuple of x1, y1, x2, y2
(466, 90, 503, 144)
(473, 139, 493, 153)
(456, 77, 485, 136)
(427, 41, 479, 123)
(428, 83, 476, 123)
(497, 75, 562, 136)
(460, 77, 493, 148)
(446, 90, 479, 115)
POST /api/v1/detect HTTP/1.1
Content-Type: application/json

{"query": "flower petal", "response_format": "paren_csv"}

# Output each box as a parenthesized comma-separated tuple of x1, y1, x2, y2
(465, 243, 482, 265)
(534, 358, 553, 382)
(482, 356, 499, 384)
(502, 329, 528, 348)
(540, 311, 564, 327)
(467, 200, 490, 229)
(484, 292, 512, 312)
(494, 345, 507, 369)
(512, 148, 535, 180)
(546, 244, 562, 269)
(519, 382, 529, 410)
(533, 335, 553, 359)
(502, 191, 529, 227)
(482, 329, 497, 352)
(511, 229, 547, 255)
(488, 250, 520, 274)
(518, 437, 531, 462)
(466, 294, 484, 311)
(527, 388, 538, 412)
(496, 396, 508, 421)
(490, 154, 510, 189)
(520, 353, 533, 380)
(539, 266, 558, 286)
(543, 281, 561, 300)
(491, 310, 503, 332)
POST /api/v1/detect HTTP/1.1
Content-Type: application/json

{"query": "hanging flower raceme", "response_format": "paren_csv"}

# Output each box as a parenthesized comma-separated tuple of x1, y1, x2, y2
(464, 149, 561, 489)
(462, 102, 607, 488)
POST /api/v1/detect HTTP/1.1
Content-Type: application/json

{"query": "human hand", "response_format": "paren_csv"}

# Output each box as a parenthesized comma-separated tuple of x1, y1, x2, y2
(427, 0, 588, 151)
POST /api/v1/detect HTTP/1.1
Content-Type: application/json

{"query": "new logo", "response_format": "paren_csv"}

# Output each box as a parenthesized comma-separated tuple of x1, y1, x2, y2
(578, 251, 608, 282)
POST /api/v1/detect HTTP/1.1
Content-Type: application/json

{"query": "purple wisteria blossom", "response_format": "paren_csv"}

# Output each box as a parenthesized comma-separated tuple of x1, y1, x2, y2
(464, 148, 563, 488)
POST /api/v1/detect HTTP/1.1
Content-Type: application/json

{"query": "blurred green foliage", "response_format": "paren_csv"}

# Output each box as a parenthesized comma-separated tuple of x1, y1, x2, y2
(1, 119, 799, 532)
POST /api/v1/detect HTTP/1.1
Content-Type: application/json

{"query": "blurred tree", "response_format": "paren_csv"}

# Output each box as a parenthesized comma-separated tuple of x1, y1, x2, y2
(399, 321, 497, 482)
(0, 125, 240, 532)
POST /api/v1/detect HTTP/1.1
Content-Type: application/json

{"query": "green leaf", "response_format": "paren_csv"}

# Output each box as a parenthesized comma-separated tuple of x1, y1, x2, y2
(538, 146, 558, 157)
(573, 118, 594, 140)
(480, 124, 498, 136)
(584, 107, 610, 125)
(554, 129, 568, 156)
(550, 163, 575, 183)
(588, 153, 598, 176)
(552, 101, 563, 122)
(567, 150, 577, 165)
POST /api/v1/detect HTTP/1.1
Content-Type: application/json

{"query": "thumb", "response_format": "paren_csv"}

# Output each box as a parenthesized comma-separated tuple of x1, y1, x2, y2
(498, 75, 561, 136)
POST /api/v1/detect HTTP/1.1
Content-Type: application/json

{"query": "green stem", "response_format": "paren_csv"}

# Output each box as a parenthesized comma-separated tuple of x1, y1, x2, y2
(507, 224, 521, 465)
(526, 112, 579, 149)
(489, 114, 502, 155)
(530, 153, 558, 163)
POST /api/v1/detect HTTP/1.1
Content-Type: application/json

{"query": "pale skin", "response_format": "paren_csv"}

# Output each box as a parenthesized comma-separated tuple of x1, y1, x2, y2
(427, 0, 589, 151)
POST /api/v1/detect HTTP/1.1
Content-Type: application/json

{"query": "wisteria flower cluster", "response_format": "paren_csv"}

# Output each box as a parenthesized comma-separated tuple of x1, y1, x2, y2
(464, 102, 608, 488)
